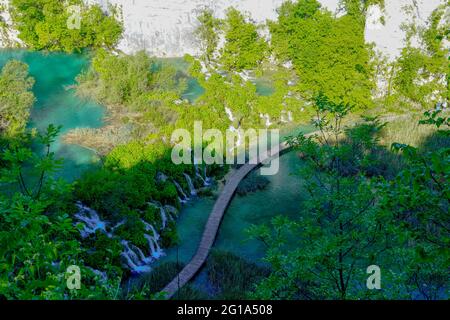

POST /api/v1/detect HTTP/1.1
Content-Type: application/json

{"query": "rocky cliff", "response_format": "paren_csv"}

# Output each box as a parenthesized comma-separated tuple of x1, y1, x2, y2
(1, 0, 446, 58)
(87, 0, 445, 58)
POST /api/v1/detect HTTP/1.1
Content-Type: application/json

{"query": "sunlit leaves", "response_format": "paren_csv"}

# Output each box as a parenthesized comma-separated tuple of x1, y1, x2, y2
(10, 0, 123, 53)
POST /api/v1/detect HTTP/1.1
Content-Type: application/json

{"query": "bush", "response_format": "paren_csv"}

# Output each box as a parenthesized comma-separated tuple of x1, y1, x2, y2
(10, 0, 123, 52)
(206, 250, 270, 299)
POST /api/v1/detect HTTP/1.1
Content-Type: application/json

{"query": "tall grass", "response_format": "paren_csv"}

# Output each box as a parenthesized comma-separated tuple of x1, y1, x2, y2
(206, 250, 270, 300)
(379, 113, 449, 152)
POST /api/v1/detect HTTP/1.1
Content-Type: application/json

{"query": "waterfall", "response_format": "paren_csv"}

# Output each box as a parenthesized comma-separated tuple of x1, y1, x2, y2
(121, 234, 165, 274)
(110, 220, 125, 234)
(131, 243, 153, 264)
(142, 220, 165, 258)
(173, 180, 189, 202)
(86, 267, 108, 283)
(184, 173, 197, 196)
(164, 205, 178, 220)
(75, 202, 108, 238)
(148, 201, 169, 229)
(120, 240, 153, 274)
(159, 206, 167, 229)
(144, 234, 164, 259)
(196, 171, 207, 186)
(194, 164, 210, 186)
(194, 164, 205, 185)
(203, 166, 212, 185)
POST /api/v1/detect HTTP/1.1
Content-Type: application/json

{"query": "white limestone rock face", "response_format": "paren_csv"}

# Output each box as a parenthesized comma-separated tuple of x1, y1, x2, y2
(365, 0, 446, 58)
(1, 0, 447, 58)
(0, 0, 20, 47)
(87, 0, 445, 58)
(86, 0, 286, 57)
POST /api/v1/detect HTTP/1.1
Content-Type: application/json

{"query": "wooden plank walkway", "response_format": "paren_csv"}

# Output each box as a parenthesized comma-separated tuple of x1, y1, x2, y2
(160, 113, 417, 298)
(161, 142, 291, 298)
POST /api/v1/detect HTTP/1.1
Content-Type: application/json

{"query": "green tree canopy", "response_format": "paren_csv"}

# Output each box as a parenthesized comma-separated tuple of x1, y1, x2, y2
(394, 3, 449, 108)
(220, 7, 268, 72)
(0, 60, 35, 138)
(270, 0, 375, 108)
(195, 9, 221, 65)
(10, 0, 123, 53)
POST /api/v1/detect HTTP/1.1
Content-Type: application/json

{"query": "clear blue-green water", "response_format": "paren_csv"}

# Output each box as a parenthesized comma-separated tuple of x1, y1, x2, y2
(161, 152, 305, 265)
(0, 49, 105, 181)
(0, 53, 207, 181)
(160, 125, 315, 267)
(1, 49, 306, 269)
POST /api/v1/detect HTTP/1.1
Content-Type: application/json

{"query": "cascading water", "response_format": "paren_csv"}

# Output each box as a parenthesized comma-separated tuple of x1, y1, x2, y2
(196, 171, 207, 186)
(183, 173, 197, 196)
(74, 168, 210, 275)
(120, 219, 166, 273)
(142, 220, 165, 258)
(194, 164, 210, 187)
(164, 205, 178, 220)
(74, 201, 168, 274)
(148, 201, 172, 229)
(86, 267, 108, 283)
(75, 202, 108, 238)
(173, 180, 189, 202)
(120, 240, 153, 273)
(203, 166, 212, 185)
(144, 234, 164, 259)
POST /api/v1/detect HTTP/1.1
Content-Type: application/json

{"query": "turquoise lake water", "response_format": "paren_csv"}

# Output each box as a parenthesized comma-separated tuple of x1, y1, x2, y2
(0, 49, 310, 268)
(0, 49, 105, 181)
(161, 151, 308, 267)
(0, 51, 206, 181)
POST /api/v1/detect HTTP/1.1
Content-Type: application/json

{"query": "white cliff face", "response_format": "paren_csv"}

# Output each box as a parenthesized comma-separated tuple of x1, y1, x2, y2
(87, 0, 445, 58)
(86, 0, 286, 57)
(365, 0, 445, 58)
(1, 0, 446, 58)
(0, 0, 20, 47)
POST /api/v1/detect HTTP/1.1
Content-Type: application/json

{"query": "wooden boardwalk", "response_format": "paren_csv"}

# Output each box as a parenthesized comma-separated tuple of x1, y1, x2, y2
(161, 142, 291, 298)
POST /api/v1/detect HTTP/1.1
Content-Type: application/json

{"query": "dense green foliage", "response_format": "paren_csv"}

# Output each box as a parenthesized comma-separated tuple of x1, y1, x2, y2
(195, 9, 221, 65)
(10, 0, 123, 52)
(249, 97, 449, 299)
(206, 250, 270, 299)
(0, 60, 35, 138)
(392, 3, 449, 108)
(0, 0, 448, 301)
(220, 8, 268, 72)
(270, 0, 376, 108)
(0, 127, 123, 299)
